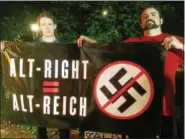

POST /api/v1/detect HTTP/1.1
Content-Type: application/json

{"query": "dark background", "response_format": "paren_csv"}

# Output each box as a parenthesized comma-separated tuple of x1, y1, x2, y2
(0, 1, 184, 42)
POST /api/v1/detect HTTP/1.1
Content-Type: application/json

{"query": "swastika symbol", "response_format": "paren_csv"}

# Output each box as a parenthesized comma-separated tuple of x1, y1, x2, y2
(100, 68, 146, 113)
(94, 61, 154, 120)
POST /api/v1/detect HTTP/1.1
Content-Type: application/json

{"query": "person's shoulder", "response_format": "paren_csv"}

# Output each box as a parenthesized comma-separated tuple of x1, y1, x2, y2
(122, 36, 140, 43)
(33, 38, 66, 44)
(165, 32, 182, 38)
(164, 33, 184, 42)
(32, 38, 42, 43)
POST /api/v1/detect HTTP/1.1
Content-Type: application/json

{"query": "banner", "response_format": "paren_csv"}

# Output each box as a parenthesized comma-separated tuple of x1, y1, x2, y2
(1, 42, 165, 137)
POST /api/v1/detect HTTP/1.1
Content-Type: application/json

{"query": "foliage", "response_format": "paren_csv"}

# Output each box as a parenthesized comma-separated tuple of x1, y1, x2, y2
(85, 1, 179, 41)
(18, 124, 37, 133)
(0, 1, 181, 42)
(0, 1, 183, 133)
(0, 5, 39, 41)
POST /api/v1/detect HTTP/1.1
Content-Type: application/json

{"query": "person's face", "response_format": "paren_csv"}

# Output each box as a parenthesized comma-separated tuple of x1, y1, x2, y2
(39, 17, 56, 37)
(141, 8, 163, 31)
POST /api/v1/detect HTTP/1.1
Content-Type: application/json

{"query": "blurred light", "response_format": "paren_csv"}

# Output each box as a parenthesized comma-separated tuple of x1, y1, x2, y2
(102, 10, 108, 16)
(30, 24, 39, 32)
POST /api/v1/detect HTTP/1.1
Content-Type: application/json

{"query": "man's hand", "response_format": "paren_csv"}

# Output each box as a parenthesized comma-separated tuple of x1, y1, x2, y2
(162, 36, 184, 50)
(77, 35, 97, 47)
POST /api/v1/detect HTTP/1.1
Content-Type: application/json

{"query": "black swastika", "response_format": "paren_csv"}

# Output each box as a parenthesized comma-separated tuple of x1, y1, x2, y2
(100, 68, 127, 100)
(100, 68, 147, 113)
(118, 91, 136, 113)
(118, 81, 146, 112)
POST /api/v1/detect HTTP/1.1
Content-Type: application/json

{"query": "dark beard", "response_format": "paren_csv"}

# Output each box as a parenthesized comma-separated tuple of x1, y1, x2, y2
(142, 20, 160, 31)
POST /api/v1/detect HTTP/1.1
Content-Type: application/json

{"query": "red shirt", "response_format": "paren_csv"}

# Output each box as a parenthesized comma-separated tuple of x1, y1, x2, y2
(123, 33, 184, 116)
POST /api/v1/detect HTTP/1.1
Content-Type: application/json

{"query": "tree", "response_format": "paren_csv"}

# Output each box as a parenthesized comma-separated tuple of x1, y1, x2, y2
(85, 1, 179, 41)
(0, 1, 182, 42)
(0, 4, 39, 41)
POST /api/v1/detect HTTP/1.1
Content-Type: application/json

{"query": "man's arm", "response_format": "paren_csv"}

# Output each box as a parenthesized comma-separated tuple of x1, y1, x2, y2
(162, 36, 184, 59)
(162, 36, 184, 51)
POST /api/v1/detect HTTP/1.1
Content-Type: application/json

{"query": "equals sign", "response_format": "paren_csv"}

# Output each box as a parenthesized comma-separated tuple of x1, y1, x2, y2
(42, 81, 59, 93)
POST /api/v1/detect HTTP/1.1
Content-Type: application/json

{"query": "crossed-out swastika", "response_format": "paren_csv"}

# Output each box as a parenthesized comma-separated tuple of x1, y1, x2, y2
(94, 61, 154, 120)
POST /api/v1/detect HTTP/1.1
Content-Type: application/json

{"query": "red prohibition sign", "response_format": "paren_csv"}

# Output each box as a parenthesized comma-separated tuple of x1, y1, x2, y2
(94, 61, 154, 120)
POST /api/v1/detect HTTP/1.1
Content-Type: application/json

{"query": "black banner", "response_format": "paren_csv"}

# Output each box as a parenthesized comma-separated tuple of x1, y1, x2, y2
(1, 42, 165, 137)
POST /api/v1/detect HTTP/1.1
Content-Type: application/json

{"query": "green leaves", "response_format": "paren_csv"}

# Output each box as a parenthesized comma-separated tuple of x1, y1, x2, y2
(0, 4, 39, 41)
(0, 1, 179, 42)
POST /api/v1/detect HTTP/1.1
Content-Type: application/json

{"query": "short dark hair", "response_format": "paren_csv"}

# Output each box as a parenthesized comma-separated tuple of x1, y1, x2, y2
(37, 11, 57, 25)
